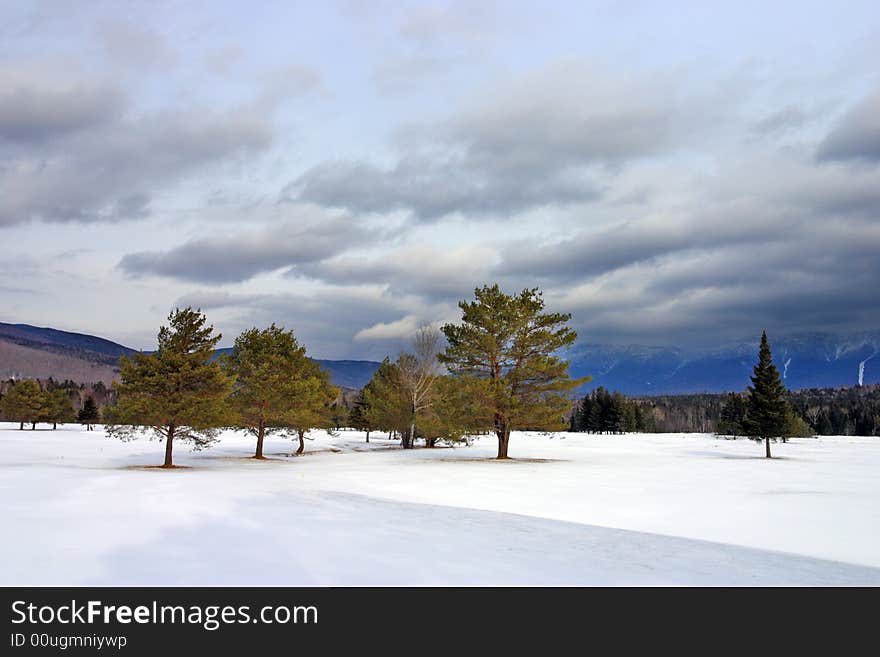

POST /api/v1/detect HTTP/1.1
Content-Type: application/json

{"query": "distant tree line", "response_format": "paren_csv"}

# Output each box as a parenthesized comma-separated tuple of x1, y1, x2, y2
(0, 378, 102, 430)
(572, 385, 879, 437)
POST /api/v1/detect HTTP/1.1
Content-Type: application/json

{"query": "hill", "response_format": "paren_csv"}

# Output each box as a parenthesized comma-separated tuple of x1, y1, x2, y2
(0, 322, 381, 388)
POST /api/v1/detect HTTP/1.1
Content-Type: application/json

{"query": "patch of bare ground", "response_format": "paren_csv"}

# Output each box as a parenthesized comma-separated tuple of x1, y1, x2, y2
(124, 465, 193, 471)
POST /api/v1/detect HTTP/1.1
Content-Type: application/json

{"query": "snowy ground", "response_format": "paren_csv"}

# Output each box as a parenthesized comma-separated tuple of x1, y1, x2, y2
(2, 423, 879, 586)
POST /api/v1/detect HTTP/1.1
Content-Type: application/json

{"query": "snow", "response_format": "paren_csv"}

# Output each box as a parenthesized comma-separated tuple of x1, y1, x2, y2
(2, 423, 879, 585)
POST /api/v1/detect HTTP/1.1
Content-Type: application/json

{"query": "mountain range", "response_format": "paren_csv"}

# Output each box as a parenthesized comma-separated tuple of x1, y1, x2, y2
(0, 322, 380, 390)
(0, 321, 877, 395)
(566, 332, 880, 395)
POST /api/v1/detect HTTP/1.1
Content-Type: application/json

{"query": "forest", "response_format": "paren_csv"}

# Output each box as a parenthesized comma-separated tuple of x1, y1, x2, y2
(569, 385, 880, 436)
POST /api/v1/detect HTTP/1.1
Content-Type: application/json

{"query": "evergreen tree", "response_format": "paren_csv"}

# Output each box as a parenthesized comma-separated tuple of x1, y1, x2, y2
(41, 388, 75, 430)
(1, 379, 45, 430)
(224, 324, 312, 459)
(440, 284, 589, 458)
(586, 392, 603, 433)
(348, 389, 373, 442)
(105, 308, 234, 467)
(284, 358, 338, 455)
(418, 375, 493, 447)
(329, 401, 347, 431)
(364, 358, 413, 444)
(717, 393, 747, 437)
(77, 396, 100, 430)
(743, 331, 788, 458)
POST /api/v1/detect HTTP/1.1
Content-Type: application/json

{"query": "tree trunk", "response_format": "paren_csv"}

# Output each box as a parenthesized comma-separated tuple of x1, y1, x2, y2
(296, 430, 305, 455)
(53, 422, 57, 430)
(255, 422, 266, 459)
(765, 436, 771, 459)
(31, 421, 36, 430)
(19, 421, 24, 430)
(365, 430, 370, 443)
(409, 421, 416, 448)
(496, 426, 511, 459)
(163, 424, 176, 468)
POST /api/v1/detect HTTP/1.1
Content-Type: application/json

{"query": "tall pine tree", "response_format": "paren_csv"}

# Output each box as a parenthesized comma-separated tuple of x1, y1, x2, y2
(440, 285, 588, 459)
(106, 308, 234, 467)
(744, 331, 788, 458)
(224, 324, 311, 459)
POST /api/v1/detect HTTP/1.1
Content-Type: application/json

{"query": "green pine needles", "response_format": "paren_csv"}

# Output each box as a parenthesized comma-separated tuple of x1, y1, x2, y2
(744, 331, 789, 458)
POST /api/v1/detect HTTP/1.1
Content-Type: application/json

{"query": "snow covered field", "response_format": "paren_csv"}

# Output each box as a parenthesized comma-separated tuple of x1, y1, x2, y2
(2, 423, 879, 586)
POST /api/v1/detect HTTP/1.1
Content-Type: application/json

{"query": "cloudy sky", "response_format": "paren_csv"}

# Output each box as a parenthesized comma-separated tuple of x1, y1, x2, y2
(2, 1, 879, 358)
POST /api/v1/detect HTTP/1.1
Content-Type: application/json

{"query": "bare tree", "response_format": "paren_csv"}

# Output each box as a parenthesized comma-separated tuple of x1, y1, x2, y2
(397, 325, 444, 448)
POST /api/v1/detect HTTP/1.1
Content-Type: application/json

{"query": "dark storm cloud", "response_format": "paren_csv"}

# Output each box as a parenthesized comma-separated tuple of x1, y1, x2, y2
(817, 89, 880, 163)
(285, 62, 715, 221)
(119, 212, 372, 284)
(0, 72, 273, 226)
(549, 214, 880, 346)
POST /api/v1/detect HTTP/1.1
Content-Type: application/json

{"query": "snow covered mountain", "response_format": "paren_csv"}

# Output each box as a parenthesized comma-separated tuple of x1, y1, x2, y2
(567, 331, 880, 395)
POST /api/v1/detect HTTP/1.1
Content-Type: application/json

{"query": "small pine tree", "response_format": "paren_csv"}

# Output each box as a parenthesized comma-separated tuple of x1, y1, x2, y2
(717, 393, 747, 437)
(744, 331, 788, 458)
(348, 389, 373, 442)
(106, 308, 234, 467)
(586, 391, 603, 433)
(77, 396, 100, 430)
(1, 379, 45, 430)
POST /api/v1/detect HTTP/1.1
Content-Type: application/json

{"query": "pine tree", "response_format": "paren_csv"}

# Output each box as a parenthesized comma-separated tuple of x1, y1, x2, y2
(717, 393, 747, 437)
(744, 331, 788, 458)
(223, 324, 312, 459)
(1, 379, 45, 430)
(329, 401, 347, 431)
(348, 389, 373, 442)
(364, 358, 412, 444)
(105, 308, 234, 467)
(586, 391, 603, 433)
(284, 358, 338, 455)
(77, 396, 100, 430)
(440, 284, 589, 459)
(418, 375, 493, 447)
(41, 388, 75, 430)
